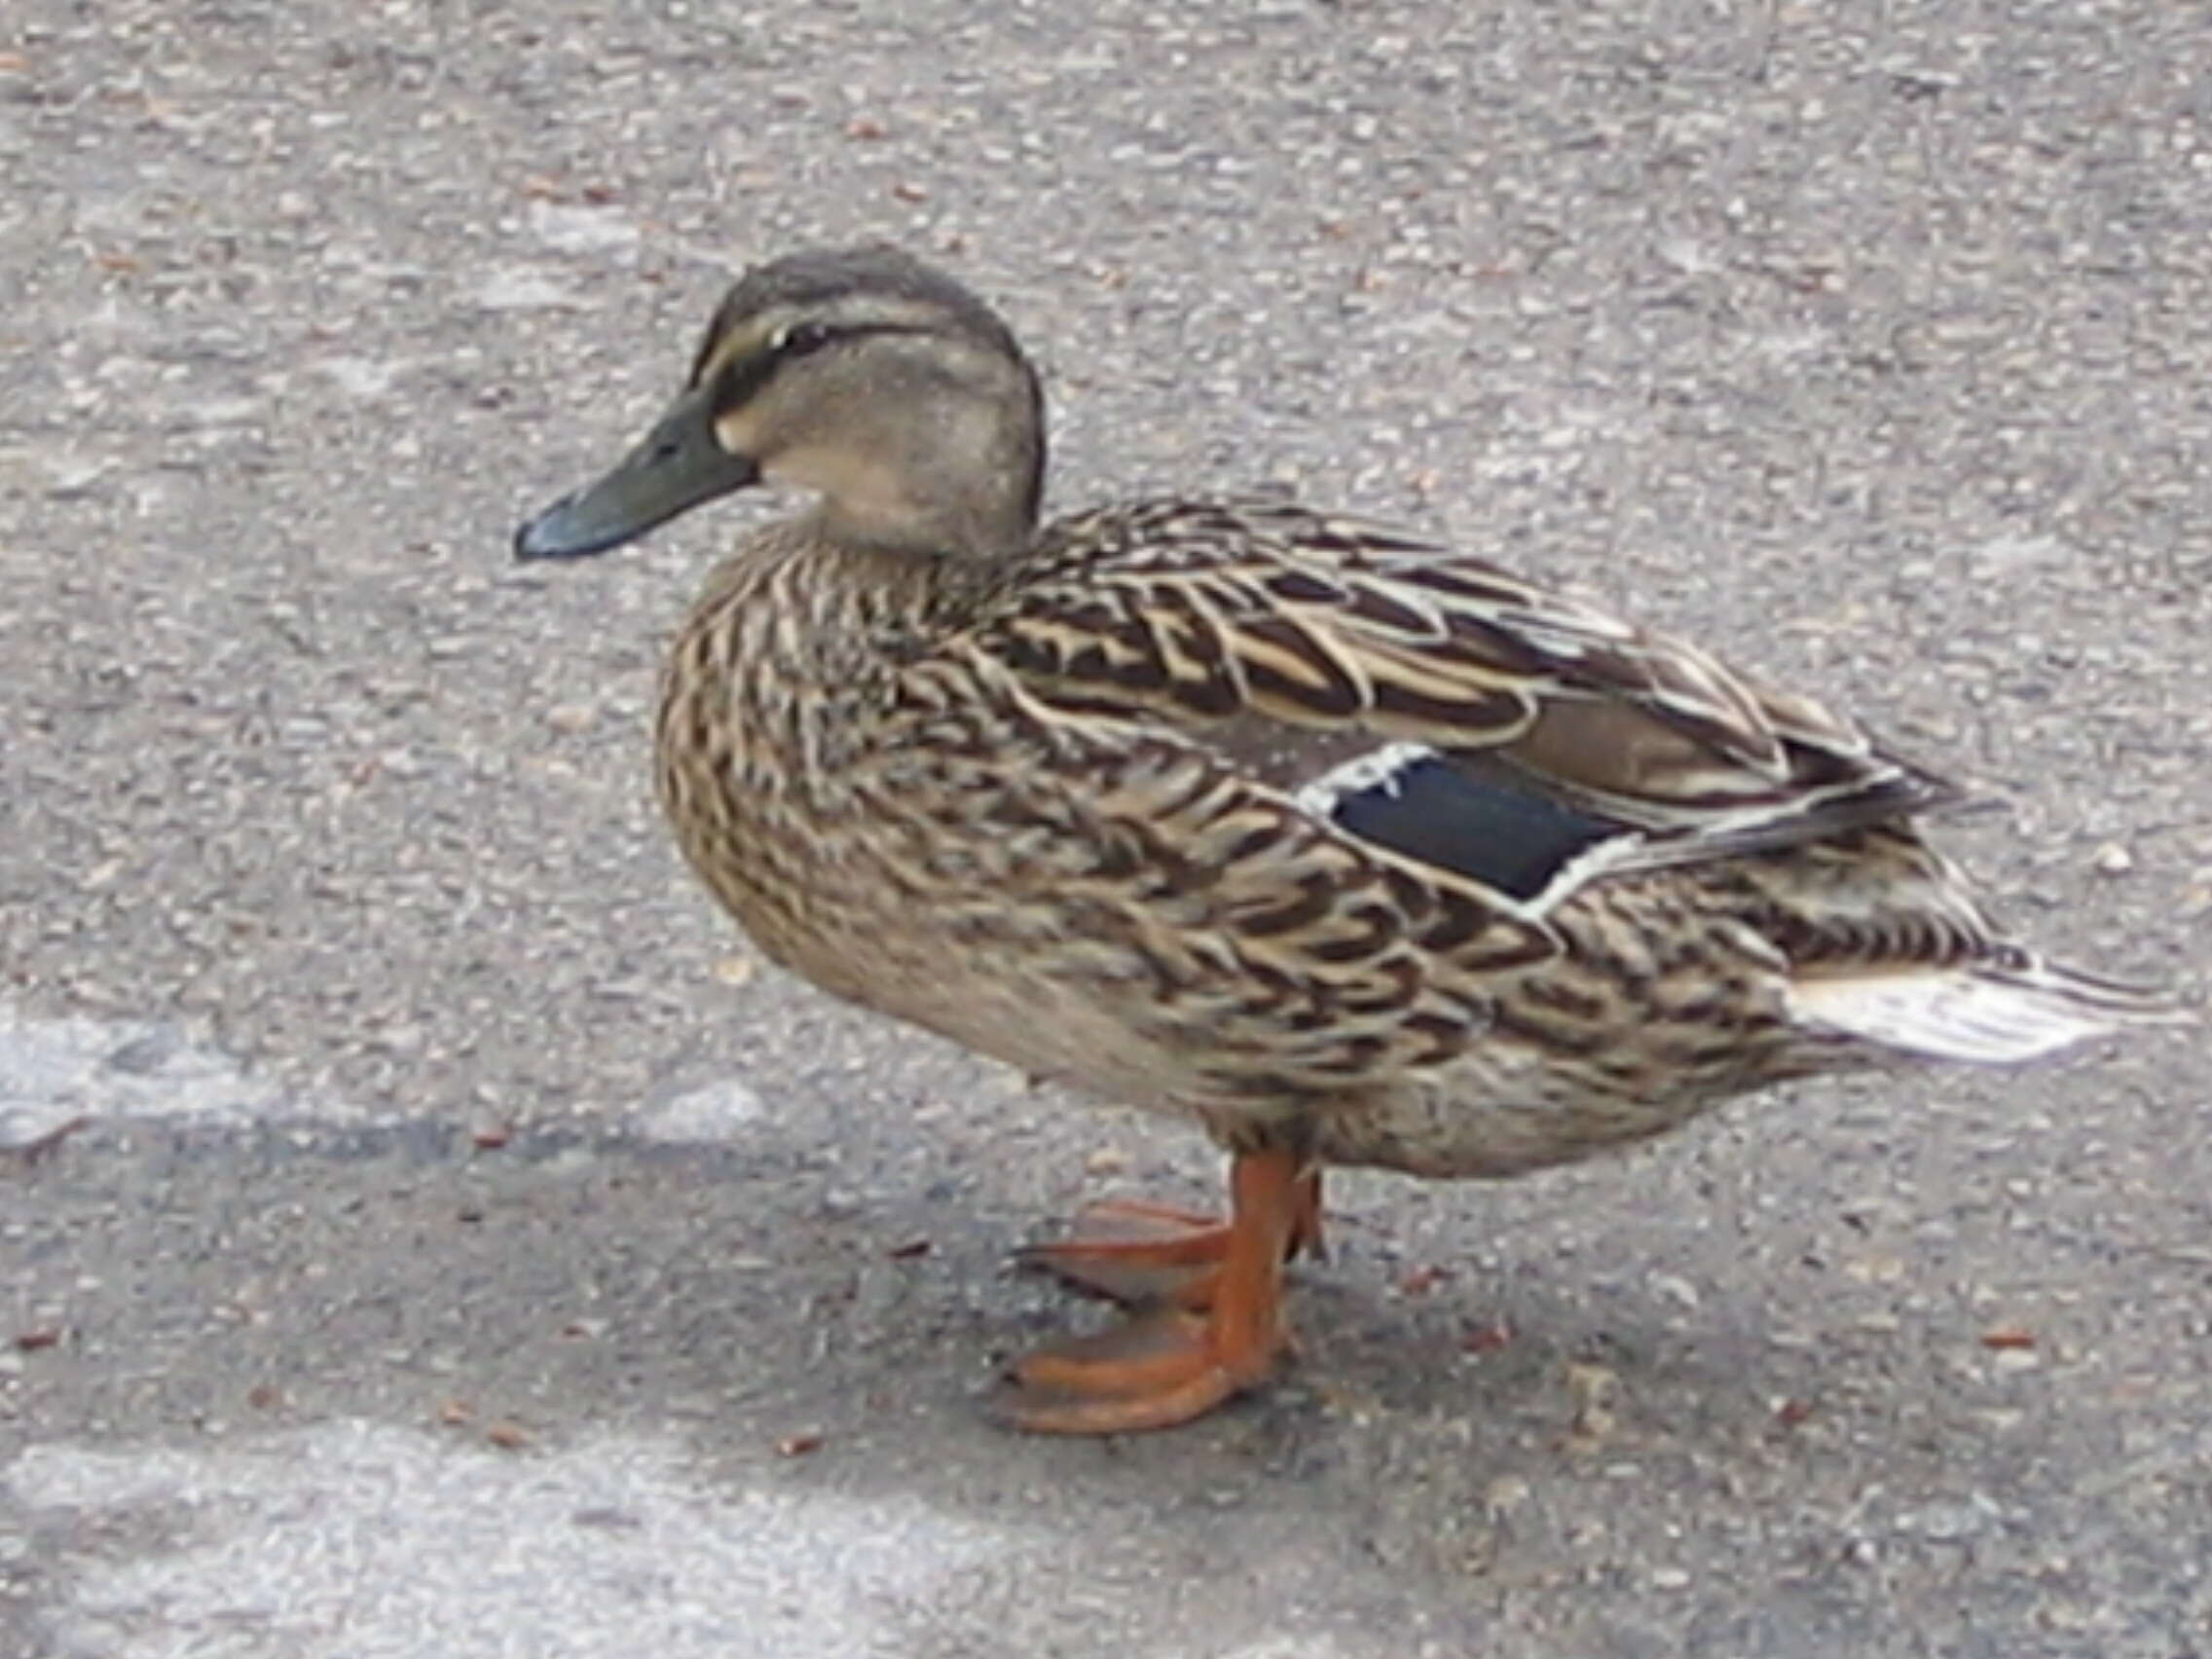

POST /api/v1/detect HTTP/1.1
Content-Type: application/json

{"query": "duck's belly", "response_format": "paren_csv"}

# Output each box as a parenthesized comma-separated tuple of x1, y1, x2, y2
(1305, 980, 1841, 1179)
(704, 851, 1827, 1179)
(729, 881, 1333, 1146)
(1305, 1044, 1798, 1179)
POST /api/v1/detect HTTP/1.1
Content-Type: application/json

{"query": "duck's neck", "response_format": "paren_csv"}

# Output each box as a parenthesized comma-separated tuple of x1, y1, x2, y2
(810, 482, 1038, 568)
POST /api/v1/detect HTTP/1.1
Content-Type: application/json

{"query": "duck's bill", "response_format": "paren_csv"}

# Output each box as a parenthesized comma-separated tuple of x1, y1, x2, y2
(513, 387, 758, 561)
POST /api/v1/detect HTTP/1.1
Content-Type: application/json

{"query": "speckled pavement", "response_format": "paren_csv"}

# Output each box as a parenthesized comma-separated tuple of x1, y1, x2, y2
(3, 3, 2207, 1654)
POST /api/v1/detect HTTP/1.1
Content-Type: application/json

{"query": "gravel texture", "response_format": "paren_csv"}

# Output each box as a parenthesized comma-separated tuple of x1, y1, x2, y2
(2, 2, 2207, 1654)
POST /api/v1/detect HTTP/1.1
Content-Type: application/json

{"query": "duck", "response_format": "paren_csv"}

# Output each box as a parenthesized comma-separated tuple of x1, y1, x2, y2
(514, 244, 2177, 1434)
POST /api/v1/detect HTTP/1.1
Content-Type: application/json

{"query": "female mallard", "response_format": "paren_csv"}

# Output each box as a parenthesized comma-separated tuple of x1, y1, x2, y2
(515, 245, 2174, 1433)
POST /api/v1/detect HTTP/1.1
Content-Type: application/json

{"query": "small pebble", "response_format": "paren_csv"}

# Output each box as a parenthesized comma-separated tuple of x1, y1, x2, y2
(1461, 1319, 1514, 1355)
(1564, 1361, 1621, 1443)
(1484, 1475, 1530, 1516)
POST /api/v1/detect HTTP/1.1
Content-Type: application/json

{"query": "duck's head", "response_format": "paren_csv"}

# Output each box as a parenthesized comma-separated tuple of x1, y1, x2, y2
(515, 245, 1046, 563)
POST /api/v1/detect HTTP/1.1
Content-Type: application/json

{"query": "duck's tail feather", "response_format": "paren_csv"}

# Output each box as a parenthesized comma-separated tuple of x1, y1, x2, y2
(1787, 954, 2189, 1064)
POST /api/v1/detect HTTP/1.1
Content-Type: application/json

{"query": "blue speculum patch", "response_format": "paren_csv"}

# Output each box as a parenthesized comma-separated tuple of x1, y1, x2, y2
(1328, 755, 1620, 903)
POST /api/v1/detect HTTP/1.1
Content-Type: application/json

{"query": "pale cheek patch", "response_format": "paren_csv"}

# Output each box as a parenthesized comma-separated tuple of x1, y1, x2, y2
(760, 442, 909, 521)
(713, 408, 761, 458)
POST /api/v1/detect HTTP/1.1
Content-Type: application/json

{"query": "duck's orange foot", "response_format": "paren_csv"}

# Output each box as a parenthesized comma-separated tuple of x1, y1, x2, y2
(995, 1307, 1281, 1434)
(1021, 1172, 1326, 1309)
(996, 1148, 1311, 1435)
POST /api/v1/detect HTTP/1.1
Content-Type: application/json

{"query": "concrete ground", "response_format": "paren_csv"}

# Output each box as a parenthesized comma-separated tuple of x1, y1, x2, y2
(3, 1, 2207, 1654)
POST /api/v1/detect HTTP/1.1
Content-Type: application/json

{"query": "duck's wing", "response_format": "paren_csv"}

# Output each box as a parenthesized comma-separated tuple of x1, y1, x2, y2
(975, 498, 1962, 915)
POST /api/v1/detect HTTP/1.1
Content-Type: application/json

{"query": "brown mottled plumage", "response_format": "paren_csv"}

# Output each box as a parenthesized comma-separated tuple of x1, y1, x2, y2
(516, 245, 2176, 1433)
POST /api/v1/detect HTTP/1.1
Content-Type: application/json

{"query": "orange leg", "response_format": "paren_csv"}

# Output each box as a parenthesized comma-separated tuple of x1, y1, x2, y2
(998, 1147, 1309, 1434)
(1021, 1170, 1325, 1309)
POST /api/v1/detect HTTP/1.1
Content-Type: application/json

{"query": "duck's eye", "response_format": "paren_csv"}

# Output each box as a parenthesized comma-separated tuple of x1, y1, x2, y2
(774, 320, 837, 357)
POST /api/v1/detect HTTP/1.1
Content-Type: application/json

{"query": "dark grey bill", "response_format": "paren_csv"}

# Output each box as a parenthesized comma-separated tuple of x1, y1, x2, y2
(513, 385, 758, 560)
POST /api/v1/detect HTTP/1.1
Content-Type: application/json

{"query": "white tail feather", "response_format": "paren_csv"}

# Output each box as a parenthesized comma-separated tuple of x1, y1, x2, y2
(1788, 962, 2180, 1064)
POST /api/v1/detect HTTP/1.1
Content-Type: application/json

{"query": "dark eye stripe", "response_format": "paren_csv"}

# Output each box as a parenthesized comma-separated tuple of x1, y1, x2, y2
(709, 348, 781, 413)
(778, 320, 837, 357)
(703, 320, 926, 413)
